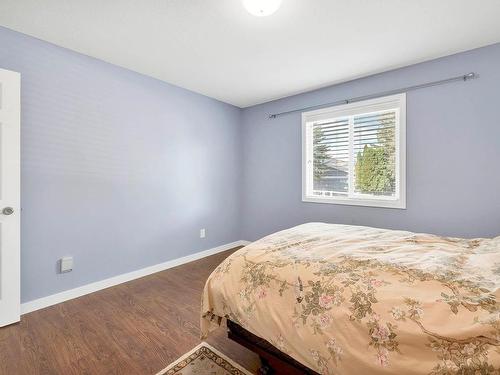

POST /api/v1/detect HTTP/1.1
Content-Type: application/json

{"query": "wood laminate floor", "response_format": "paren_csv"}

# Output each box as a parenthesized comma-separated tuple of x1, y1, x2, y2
(0, 247, 260, 375)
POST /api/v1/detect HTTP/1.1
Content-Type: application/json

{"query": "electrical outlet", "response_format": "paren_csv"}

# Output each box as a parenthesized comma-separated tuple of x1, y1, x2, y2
(200, 228, 206, 238)
(60, 256, 73, 273)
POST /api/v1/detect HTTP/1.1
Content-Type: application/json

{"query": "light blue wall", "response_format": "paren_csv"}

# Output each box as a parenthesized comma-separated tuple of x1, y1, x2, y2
(0, 27, 242, 303)
(240, 43, 500, 241)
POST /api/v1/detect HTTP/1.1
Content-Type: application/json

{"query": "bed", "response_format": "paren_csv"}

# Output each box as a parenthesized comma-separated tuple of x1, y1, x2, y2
(201, 223, 500, 374)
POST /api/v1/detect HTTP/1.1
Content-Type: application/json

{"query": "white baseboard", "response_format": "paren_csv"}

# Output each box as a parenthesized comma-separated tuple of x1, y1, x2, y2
(21, 240, 251, 315)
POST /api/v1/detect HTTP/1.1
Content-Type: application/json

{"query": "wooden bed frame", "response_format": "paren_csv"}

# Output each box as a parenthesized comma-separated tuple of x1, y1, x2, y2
(227, 320, 320, 375)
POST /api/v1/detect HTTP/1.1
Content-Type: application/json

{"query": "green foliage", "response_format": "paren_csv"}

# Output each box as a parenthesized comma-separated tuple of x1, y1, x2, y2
(313, 126, 331, 182)
(355, 119, 395, 195)
(355, 146, 395, 194)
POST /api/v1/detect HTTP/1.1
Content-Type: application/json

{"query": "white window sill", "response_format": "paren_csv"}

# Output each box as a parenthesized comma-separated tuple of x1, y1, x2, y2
(302, 196, 406, 209)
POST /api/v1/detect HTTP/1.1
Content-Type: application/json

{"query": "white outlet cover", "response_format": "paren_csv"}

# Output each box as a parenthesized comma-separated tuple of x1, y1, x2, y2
(200, 229, 206, 238)
(60, 256, 73, 273)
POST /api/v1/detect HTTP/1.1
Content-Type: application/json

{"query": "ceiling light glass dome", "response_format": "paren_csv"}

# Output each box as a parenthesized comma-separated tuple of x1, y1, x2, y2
(243, 0, 282, 17)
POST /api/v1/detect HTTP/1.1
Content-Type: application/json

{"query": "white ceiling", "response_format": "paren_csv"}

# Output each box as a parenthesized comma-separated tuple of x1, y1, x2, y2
(1, 0, 500, 107)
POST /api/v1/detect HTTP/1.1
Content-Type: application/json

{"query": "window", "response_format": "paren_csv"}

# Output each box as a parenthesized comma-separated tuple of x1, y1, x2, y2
(302, 93, 406, 208)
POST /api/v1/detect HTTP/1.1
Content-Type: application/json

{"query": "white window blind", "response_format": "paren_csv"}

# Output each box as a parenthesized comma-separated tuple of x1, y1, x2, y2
(312, 118, 349, 196)
(302, 94, 406, 208)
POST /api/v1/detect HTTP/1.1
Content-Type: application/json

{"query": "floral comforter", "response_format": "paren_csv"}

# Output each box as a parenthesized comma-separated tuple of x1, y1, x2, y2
(201, 223, 500, 374)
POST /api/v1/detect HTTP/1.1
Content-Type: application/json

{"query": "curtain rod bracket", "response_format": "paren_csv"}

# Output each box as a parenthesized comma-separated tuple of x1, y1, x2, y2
(464, 72, 478, 80)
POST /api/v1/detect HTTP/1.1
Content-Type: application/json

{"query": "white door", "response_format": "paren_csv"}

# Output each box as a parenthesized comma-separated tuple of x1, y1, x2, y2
(0, 68, 20, 327)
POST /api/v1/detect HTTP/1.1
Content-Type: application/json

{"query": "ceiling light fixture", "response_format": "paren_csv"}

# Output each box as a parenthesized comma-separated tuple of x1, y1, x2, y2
(243, 0, 282, 17)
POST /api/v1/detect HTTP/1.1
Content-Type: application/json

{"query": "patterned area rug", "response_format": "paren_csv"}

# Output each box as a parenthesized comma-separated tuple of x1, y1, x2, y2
(157, 342, 253, 375)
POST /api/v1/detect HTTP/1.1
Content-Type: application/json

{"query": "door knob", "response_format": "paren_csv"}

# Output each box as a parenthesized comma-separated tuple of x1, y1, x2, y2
(2, 207, 14, 215)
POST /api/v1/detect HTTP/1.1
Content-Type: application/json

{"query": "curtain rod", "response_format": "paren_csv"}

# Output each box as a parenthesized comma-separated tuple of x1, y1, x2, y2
(268, 72, 478, 119)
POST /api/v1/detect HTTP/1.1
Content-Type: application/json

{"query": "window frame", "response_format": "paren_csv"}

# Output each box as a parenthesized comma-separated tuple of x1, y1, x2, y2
(301, 93, 406, 209)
